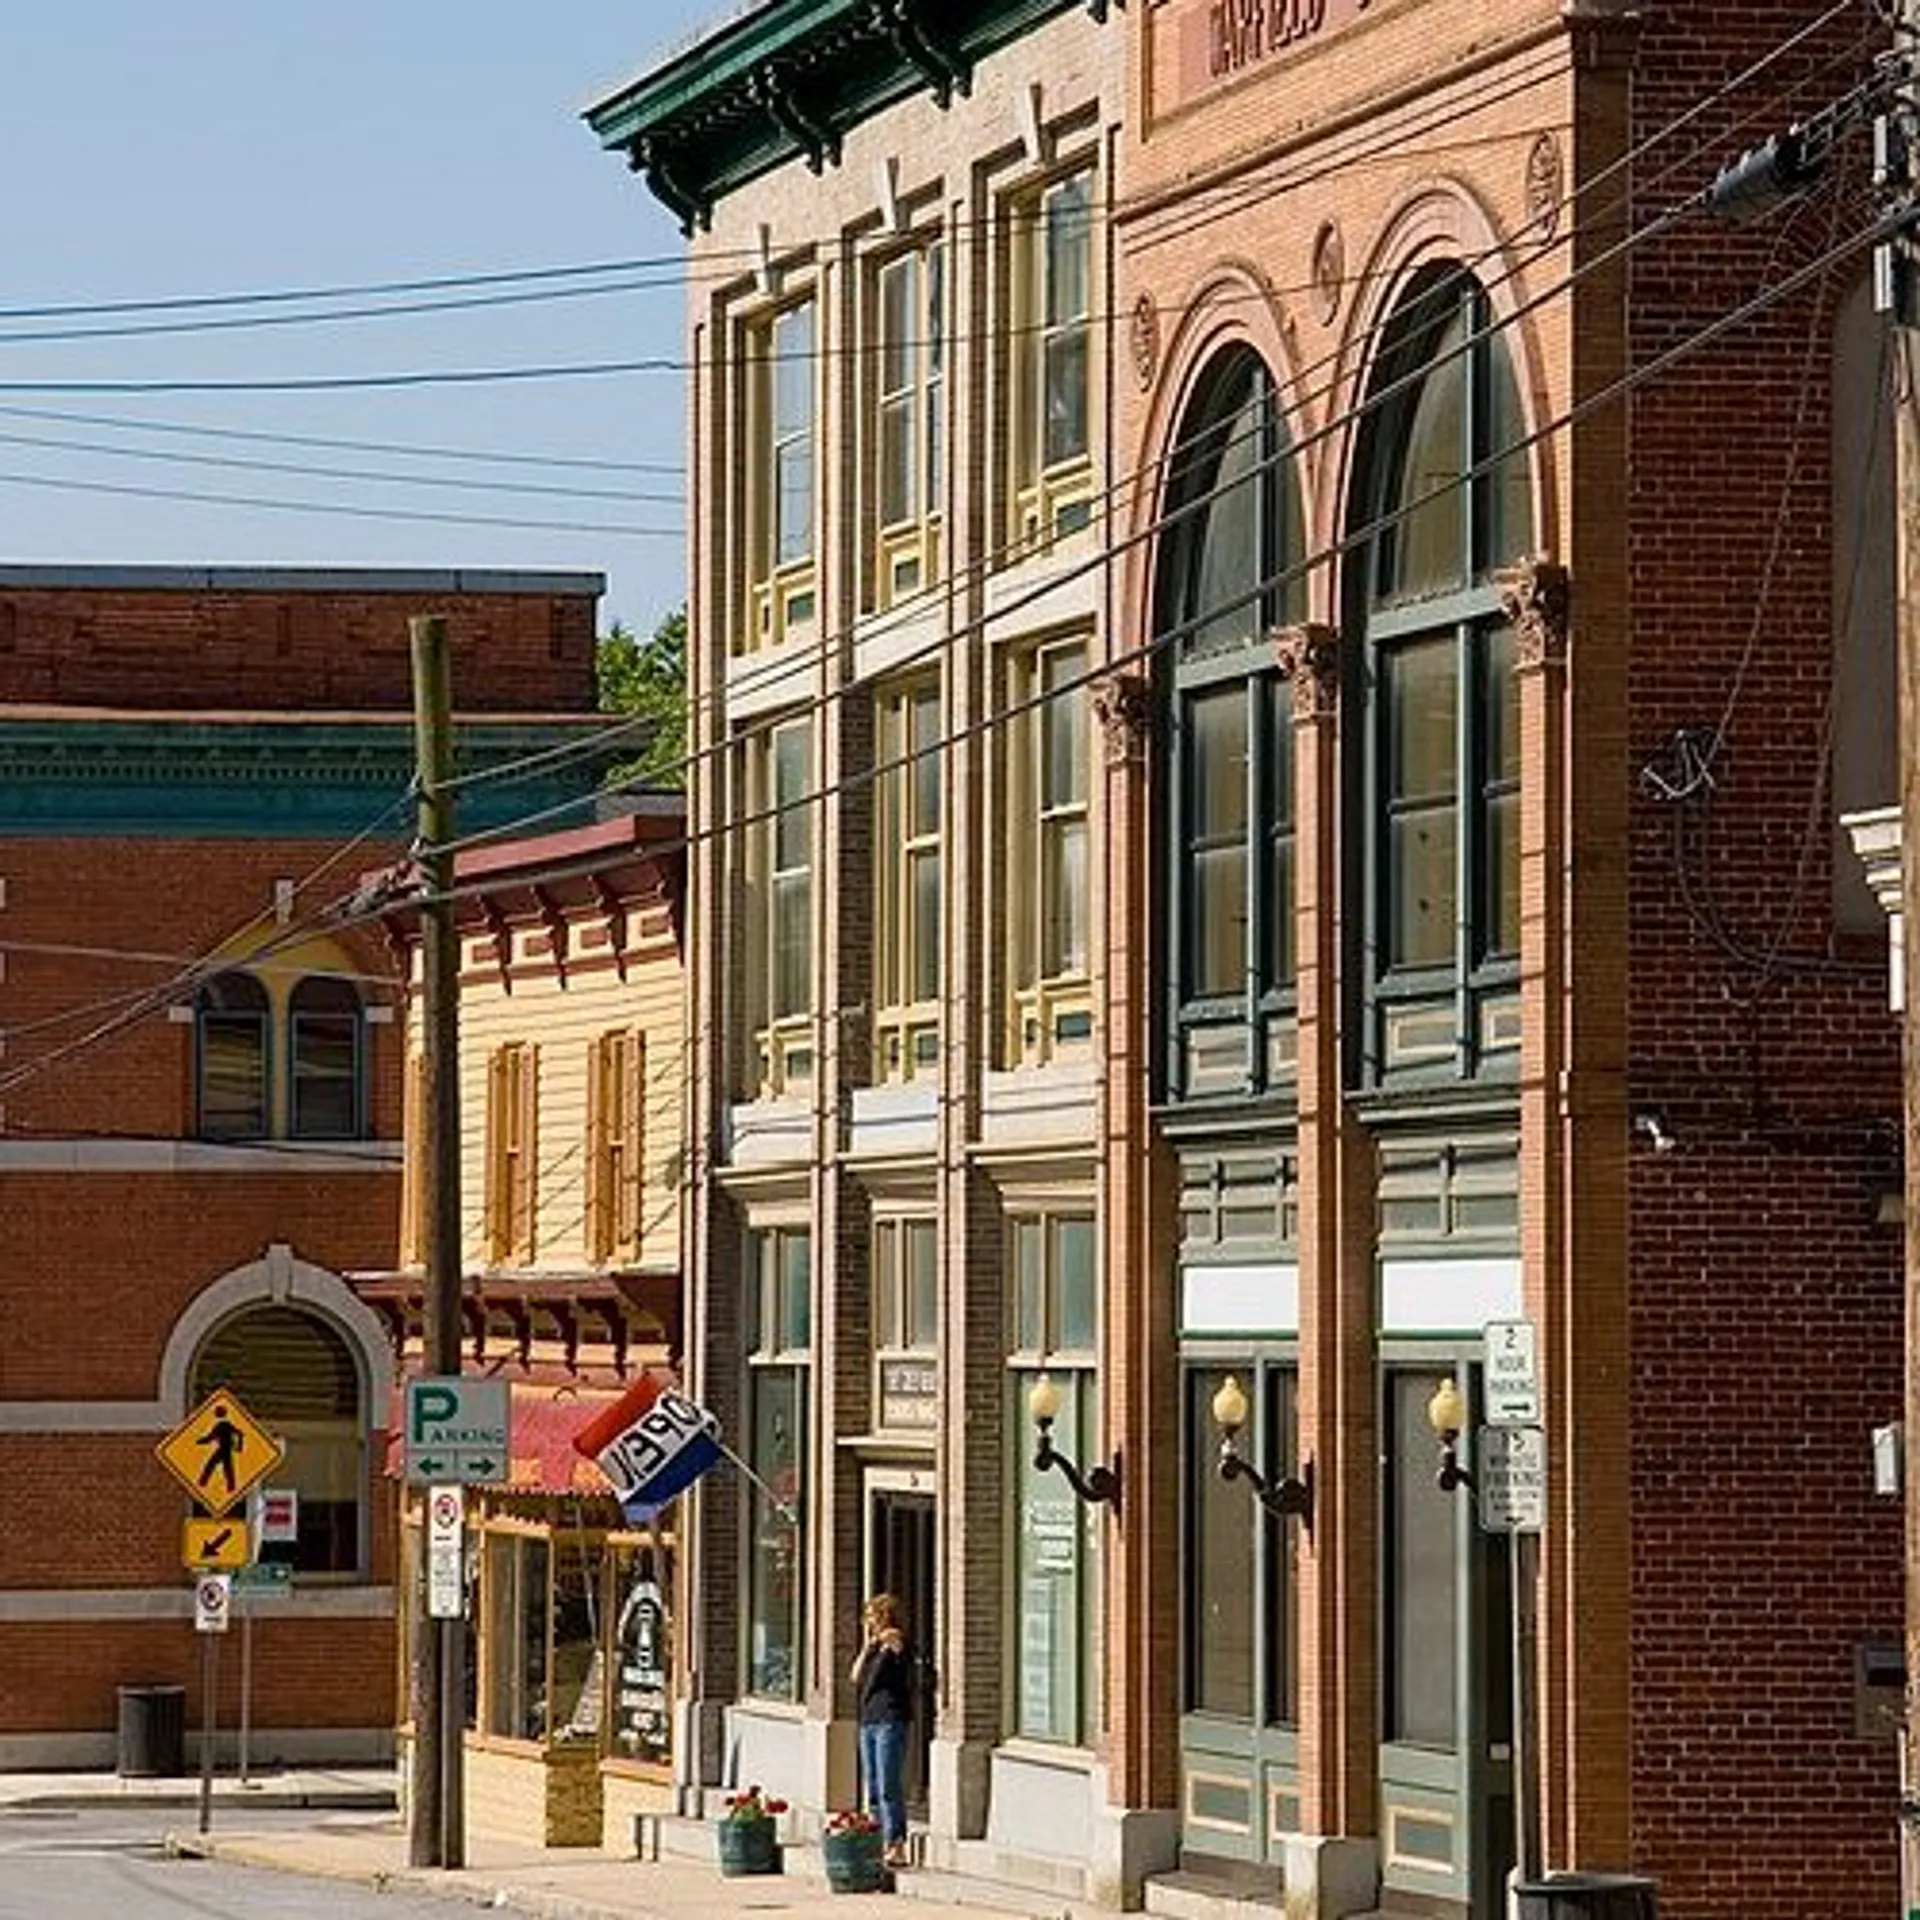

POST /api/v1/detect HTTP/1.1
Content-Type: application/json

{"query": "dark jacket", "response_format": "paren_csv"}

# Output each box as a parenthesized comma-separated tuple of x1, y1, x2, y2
(857, 1639, 912, 1725)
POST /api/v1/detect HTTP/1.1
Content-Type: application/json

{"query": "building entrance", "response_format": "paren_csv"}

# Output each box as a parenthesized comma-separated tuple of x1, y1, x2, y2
(867, 1486, 937, 1815)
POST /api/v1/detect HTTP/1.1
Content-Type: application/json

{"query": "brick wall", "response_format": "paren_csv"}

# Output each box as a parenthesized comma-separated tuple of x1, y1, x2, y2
(0, 575, 598, 713)
(1625, 9, 1904, 1918)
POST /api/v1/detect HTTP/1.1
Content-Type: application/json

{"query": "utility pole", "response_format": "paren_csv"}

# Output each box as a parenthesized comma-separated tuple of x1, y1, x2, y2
(407, 613, 466, 1870)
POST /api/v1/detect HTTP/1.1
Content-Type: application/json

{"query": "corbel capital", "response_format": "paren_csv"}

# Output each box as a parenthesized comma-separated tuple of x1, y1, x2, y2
(1092, 671, 1154, 765)
(1274, 623, 1341, 721)
(1496, 557, 1571, 669)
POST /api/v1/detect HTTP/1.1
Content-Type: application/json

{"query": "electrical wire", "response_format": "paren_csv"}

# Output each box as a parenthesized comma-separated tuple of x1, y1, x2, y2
(0, 7, 1882, 1100)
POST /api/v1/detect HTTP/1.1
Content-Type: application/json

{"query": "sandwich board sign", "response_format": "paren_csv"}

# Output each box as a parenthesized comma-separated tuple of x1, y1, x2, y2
(157, 1387, 283, 1519)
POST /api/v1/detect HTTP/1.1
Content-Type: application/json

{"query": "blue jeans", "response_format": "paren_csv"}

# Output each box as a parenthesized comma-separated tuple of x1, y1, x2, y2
(858, 1716, 907, 1845)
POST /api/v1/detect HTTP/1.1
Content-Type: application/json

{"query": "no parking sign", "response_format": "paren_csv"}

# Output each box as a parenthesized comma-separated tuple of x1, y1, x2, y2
(194, 1573, 231, 1636)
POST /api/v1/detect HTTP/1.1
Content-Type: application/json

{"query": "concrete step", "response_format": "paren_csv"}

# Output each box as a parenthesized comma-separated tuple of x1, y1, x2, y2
(1142, 1866, 1285, 1919)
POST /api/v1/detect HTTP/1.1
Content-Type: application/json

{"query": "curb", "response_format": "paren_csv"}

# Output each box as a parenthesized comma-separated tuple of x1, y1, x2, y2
(17, 1788, 396, 1814)
(170, 1832, 651, 1920)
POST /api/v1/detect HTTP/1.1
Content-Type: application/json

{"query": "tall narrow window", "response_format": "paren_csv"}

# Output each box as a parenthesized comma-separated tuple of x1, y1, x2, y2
(1008, 1213, 1101, 1745)
(1011, 168, 1095, 552)
(195, 971, 269, 1141)
(747, 718, 815, 1096)
(485, 1042, 538, 1265)
(1156, 348, 1306, 1100)
(586, 1029, 644, 1263)
(288, 975, 363, 1140)
(1384, 1368, 1458, 1750)
(875, 679, 942, 1081)
(747, 1226, 811, 1702)
(1005, 640, 1091, 1067)
(874, 242, 944, 608)
(192, 1305, 364, 1576)
(1351, 270, 1533, 1082)
(747, 297, 818, 648)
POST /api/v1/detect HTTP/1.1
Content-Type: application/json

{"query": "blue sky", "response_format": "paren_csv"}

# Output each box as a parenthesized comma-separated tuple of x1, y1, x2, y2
(0, 3, 726, 641)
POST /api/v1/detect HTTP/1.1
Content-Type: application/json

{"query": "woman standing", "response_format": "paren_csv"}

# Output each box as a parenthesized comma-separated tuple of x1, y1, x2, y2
(852, 1592, 911, 1867)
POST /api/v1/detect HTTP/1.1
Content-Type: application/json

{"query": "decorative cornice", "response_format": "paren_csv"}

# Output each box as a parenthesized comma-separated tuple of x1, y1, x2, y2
(1092, 672, 1154, 763)
(1274, 624, 1340, 720)
(1496, 557, 1571, 669)
(588, 0, 1115, 222)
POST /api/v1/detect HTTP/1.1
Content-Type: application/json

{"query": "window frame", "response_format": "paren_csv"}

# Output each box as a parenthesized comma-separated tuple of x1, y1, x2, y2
(586, 1028, 646, 1265)
(872, 238, 946, 609)
(1005, 1210, 1101, 1747)
(743, 293, 819, 651)
(1008, 165, 1097, 555)
(745, 716, 816, 1098)
(874, 677, 943, 1082)
(1351, 271, 1530, 1089)
(194, 970, 271, 1142)
(1003, 636, 1093, 1069)
(745, 1224, 812, 1704)
(287, 974, 365, 1141)
(484, 1041, 539, 1266)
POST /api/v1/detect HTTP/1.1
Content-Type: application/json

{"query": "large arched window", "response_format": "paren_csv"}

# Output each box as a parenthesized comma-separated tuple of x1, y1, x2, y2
(1156, 346, 1306, 1099)
(191, 1305, 365, 1576)
(1349, 269, 1534, 1083)
(289, 975, 364, 1139)
(196, 971, 270, 1140)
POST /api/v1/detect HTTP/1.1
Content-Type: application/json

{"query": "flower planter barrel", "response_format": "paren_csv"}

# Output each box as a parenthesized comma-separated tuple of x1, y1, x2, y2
(822, 1827, 887, 1894)
(717, 1817, 781, 1876)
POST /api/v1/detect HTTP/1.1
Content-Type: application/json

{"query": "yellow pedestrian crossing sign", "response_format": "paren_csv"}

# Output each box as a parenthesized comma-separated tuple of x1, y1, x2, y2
(157, 1386, 283, 1518)
(182, 1516, 250, 1572)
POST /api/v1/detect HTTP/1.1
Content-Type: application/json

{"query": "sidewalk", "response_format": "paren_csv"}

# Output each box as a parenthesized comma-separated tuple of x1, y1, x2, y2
(168, 1814, 1084, 1920)
(0, 1763, 396, 1814)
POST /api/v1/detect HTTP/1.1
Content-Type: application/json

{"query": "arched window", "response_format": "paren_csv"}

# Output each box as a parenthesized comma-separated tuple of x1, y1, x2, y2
(195, 971, 269, 1141)
(288, 975, 364, 1140)
(191, 1305, 364, 1576)
(1155, 346, 1306, 1099)
(1349, 269, 1534, 1083)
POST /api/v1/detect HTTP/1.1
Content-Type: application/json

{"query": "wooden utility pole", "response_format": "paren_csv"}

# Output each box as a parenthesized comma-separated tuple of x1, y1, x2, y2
(408, 614, 466, 1869)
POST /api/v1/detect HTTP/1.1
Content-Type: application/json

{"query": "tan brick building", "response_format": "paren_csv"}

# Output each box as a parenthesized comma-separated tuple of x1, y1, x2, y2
(593, 6, 1904, 1918)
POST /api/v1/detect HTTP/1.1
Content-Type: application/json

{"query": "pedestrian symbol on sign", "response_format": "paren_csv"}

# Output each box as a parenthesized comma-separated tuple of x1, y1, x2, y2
(156, 1387, 284, 1519)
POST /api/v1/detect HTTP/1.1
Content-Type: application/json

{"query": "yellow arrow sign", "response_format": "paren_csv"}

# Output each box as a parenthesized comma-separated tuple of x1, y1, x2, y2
(182, 1516, 250, 1572)
(156, 1386, 284, 1519)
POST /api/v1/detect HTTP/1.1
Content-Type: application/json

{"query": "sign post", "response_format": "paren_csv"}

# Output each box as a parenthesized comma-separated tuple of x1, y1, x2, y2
(193, 1573, 230, 1835)
(1480, 1320, 1544, 1907)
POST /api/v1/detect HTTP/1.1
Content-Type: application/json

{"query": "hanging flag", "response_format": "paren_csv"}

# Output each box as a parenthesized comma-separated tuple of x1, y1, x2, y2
(572, 1372, 723, 1521)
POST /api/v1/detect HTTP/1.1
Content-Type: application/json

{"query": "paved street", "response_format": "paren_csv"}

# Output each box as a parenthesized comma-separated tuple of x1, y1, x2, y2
(0, 1807, 460, 1920)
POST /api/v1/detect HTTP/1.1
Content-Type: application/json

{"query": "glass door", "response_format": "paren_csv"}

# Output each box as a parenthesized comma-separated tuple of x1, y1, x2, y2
(868, 1487, 937, 1814)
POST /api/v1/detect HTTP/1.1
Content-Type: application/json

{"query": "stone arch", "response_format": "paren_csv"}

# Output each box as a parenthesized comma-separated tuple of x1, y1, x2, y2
(156, 1240, 394, 1425)
(1330, 176, 1556, 569)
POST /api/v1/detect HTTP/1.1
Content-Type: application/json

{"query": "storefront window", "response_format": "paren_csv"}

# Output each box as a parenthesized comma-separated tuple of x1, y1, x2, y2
(485, 1533, 551, 1743)
(547, 1547, 601, 1745)
(608, 1540, 674, 1766)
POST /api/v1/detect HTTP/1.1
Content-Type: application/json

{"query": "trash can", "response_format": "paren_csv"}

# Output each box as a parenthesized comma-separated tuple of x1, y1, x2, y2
(1515, 1872, 1658, 1920)
(116, 1683, 186, 1778)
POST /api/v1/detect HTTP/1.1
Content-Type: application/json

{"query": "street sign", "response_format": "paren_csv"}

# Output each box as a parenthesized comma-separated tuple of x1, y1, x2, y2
(157, 1386, 284, 1518)
(234, 1560, 293, 1598)
(182, 1517, 249, 1573)
(426, 1484, 465, 1620)
(252, 1486, 299, 1546)
(404, 1376, 510, 1486)
(1478, 1424, 1547, 1534)
(194, 1572, 232, 1635)
(1482, 1318, 1540, 1428)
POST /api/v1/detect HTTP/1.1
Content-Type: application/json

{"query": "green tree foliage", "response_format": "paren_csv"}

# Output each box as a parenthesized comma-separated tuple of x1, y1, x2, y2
(596, 605, 687, 788)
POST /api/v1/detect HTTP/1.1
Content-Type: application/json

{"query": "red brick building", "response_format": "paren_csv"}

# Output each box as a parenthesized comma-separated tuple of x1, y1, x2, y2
(0, 566, 609, 1768)
(592, 5, 1903, 1916)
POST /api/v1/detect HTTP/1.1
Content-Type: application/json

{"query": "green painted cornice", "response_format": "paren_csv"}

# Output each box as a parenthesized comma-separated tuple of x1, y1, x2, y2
(587, 0, 1119, 231)
(0, 717, 629, 839)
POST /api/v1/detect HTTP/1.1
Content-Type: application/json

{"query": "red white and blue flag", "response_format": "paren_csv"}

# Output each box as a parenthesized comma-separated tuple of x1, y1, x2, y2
(573, 1373, 723, 1523)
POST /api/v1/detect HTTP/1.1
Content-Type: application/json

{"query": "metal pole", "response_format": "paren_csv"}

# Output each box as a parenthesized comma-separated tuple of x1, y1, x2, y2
(1511, 1528, 1540, 1897)
(197, 1632, 217, 1836)
(238, 1590, 252, 1789)
(409, 612, 465, 1871)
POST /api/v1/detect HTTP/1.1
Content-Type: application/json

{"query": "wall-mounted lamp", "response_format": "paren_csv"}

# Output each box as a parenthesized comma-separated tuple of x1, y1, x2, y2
(1029, 1373, 1122, 1516)
(1427, 1376, 1475, 1494)
(1210, 1374, 1314, 1528)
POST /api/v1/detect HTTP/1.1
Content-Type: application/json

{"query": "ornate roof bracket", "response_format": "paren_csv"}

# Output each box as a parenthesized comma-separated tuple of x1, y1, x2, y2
(479, 897, 514, 987)
(751, 60, 843, 175)
(591, 875, 631, 981)
(630, 133, 709, 237)
(868, 0, 971, 108)
(530, 884, 570, 983)
(548, 1299, 582, 1374)
(1086, 0, 1124, 18)
(462, 1295, 489, 1363)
